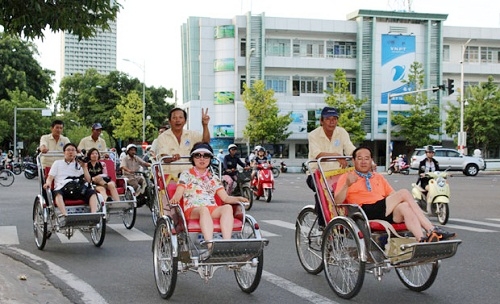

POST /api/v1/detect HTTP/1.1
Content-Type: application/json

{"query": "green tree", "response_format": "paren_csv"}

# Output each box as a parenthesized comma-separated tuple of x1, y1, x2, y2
(242, 80, 293, 145)
(0, 0, 121, 40)
(445, 76, 500, 157)
(392, 62, 441, 149)
(324, 69, 367, 144)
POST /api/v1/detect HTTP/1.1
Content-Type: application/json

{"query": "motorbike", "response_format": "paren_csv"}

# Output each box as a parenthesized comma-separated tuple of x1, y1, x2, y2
(387, 159, 410, 175)
(280, 161, 287, 173)
(24, 161, 38, 179)
(251, 163, 275, 202)
(411, 169, 451, 225)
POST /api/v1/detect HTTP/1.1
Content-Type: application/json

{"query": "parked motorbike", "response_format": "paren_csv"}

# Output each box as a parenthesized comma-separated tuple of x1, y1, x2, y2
(223, 169, 253, 210)
(24, 162, 38, 179)
(387, 159, 410, 175)
(280, 161, 287, 173)
(411, 169, 451, 225)
(252, 163, 275, 202)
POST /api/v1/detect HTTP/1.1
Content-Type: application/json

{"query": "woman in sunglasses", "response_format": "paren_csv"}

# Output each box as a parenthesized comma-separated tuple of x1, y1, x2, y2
(169, 142, 248, 248)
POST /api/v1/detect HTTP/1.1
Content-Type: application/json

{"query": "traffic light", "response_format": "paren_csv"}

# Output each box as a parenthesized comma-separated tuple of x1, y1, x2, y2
(447, 78, 455, 95)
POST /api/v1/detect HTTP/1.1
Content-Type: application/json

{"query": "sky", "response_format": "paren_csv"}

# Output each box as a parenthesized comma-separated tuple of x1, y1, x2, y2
(34, 0, 500, 103)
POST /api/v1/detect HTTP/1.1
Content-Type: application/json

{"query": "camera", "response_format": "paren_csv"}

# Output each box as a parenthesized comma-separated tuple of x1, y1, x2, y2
(76, 149, 90, 163)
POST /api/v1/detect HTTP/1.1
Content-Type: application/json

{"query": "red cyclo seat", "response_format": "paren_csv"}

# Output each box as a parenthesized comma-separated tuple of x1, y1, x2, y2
(166, 183, 243, 232)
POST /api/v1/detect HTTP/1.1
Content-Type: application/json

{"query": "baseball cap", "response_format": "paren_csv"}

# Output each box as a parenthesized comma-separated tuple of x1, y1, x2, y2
(92, 123, 103, 130)
(321, 107, 339, 118)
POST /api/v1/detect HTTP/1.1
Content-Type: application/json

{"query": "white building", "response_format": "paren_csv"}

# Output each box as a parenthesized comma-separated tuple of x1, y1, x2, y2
(61, 21, 117, 77)
(181, 9, 500, 166)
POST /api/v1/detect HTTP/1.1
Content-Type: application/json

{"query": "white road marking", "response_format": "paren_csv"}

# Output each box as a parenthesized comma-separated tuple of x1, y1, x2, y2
(0, 226, 19, 244)
(108, 224, 153, 241)
(263, 271, 338, 304)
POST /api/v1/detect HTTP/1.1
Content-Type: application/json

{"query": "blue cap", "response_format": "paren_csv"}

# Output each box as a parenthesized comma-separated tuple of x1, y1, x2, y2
(92, 123, 103, 129)
(321, 107, 339, 118)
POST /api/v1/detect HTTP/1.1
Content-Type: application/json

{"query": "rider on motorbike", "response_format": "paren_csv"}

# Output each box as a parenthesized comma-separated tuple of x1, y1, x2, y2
(222, 144, 249, 194)
(417, 145, 440, 195)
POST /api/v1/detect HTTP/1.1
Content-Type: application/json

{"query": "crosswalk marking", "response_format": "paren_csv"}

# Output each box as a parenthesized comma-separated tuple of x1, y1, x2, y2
(0, 226, 19, 245)
(107, 224, 153, 241)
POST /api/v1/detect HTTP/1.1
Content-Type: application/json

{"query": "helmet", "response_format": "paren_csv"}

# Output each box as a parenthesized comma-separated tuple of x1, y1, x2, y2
(425, 145, 435, 152)
(228, 144, 237, 150)
(126, 144, 137, 153)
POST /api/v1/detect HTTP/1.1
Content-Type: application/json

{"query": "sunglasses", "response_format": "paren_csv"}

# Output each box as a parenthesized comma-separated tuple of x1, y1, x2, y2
(193, 153, 212, 159)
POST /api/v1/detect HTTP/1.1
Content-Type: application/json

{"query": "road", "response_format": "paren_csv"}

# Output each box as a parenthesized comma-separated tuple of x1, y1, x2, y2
(1, 171, 500, 303)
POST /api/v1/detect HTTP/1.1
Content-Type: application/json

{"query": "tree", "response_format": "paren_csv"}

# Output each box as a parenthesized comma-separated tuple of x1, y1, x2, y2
(0, 0, 121, 40)
(0, 33, 54, 102)
(324, 69, 367, 144)
(392, 62, 441, 149)
(242, 80, 293, 145)
(445, 76, 500, 157)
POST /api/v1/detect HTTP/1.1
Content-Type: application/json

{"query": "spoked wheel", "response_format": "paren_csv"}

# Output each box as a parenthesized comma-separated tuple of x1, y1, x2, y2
(264, 188, 272, 203)
(0, 169, 15, 187)
(32, 197, 47, 250)
(396, 261, 439, 292)
(234, 217, 264, 293)
(153, 218, 178, 299)
(295, 206, 323, 274)
(91, 216, 106, 247)
(242, 187, 253, 211)
(122, 188, 137, 229)
(322, 218, 365, 299)
(436, 203, 449, 225)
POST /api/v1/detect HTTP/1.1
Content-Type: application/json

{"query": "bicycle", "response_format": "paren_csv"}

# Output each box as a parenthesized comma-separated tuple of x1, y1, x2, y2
(0, 169, 15, 187)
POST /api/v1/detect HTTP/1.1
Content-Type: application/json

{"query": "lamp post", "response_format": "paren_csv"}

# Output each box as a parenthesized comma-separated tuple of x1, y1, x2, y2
(123, 59, 146, 143)
(459, 38, 472, 155)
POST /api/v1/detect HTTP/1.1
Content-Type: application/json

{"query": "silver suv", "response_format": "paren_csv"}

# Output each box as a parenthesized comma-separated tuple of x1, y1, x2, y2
(410, 147, 486, 176)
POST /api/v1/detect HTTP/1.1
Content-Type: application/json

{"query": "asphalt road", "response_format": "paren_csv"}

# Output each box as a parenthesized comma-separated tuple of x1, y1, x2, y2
(1, 171, 500, 303)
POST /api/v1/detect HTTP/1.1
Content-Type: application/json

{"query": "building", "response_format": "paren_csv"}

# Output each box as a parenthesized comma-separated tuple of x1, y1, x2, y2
(181, 9, 500, 166)
(61, 21, 117, 77)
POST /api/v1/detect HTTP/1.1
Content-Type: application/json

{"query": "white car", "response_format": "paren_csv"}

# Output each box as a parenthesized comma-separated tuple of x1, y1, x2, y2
(410, 147, 486, 176)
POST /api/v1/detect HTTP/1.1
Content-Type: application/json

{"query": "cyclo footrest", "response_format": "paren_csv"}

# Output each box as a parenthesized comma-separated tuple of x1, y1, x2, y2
(65, 212, 104, 227)
(393, 239, 462, 265)
(202, 239, 269, 264)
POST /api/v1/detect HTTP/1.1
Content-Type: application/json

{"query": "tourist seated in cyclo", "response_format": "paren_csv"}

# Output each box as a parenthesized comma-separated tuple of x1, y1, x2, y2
(120, 144, 151, 196)
(42, 143, 99, 227)
(86, 148, 120, 202)
(334, 146, 456, 242)
(169, 142, 249, 250)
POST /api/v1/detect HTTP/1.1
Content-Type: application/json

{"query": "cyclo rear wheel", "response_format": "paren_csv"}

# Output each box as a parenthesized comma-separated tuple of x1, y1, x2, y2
(153, 217, 178, 299)
(234, 217, 264, 293)
(295, 206, 323, 274)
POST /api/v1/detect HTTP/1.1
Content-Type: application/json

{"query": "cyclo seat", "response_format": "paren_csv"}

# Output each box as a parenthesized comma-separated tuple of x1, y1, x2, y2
(166, 183, 244, 233)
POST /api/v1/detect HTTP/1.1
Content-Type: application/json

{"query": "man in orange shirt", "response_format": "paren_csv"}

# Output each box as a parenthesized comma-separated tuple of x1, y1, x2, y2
(335, 146, 455, 242)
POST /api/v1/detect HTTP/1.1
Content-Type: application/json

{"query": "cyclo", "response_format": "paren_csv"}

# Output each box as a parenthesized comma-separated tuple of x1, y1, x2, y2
(295, 157, 461, 299)
(150, 156, 269, 299)
(32, 152, 106, 250)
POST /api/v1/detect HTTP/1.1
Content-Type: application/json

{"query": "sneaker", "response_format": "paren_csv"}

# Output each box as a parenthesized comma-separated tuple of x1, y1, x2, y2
(58, 214, 67, 227)
(431, 226, 456, 240)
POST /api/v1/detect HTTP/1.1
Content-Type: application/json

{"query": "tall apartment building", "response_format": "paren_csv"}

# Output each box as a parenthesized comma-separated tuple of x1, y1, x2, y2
(61, 21, 117, 77)
(181, 10, 500, 165)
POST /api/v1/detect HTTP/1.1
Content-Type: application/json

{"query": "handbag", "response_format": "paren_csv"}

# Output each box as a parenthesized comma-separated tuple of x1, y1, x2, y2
(62, 176, 88, 199)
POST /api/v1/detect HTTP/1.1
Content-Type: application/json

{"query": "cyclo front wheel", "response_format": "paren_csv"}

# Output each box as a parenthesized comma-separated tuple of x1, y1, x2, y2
(234, 217, 264, 293)
(295, 206, 323, 274)
(153, 217, 178, 299)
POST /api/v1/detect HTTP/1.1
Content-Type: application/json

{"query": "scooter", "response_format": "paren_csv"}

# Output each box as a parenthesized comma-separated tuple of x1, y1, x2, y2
(387, 159, 410, 175)
(411, 169, 451, 225)
(280, 161, 287, 173)
(252, 163, 275, 203)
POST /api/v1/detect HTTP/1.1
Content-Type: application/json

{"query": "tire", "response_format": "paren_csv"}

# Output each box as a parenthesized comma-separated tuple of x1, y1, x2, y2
(396, 261, 439, 292)
(153, 218, 178, 299)
(91, 216, 106, 247)
(436, 203, 449, 225)
(295, 206, 324, 274)
(24, 171, 36, 179)
(272, 167, 280, 178)
(242, 187, 253, 211)
(0, 169, 15, 187)
(33, 197, 47, 250)
(464, 164, 479, 176)
(322, 218, 365, 299)
(234, 217, 264, 293)
(122, 188, 137, 229)
(264, 188, 272, 203)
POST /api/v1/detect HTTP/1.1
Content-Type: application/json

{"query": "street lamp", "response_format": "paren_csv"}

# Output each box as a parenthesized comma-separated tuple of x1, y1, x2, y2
(123, 58, 146, 143)
(459, 38, 472, 155)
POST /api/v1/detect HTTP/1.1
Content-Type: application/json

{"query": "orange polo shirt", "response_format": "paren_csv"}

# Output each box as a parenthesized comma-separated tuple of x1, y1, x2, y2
(335, 172, 394, 206)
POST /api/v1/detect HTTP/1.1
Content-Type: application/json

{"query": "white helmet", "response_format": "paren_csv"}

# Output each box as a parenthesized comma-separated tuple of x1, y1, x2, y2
(228, 144, 237, 150)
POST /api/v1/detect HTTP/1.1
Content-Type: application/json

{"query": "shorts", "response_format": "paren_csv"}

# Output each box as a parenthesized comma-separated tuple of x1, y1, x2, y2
(361, 199, 394, 223)
(184, 205, 218, 219)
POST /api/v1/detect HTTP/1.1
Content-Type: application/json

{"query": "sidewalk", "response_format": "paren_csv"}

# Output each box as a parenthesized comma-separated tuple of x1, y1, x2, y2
(0, 249, 72, 304)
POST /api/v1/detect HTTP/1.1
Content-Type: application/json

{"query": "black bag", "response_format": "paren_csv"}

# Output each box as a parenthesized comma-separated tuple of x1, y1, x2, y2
(62, 177, 88, 199)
